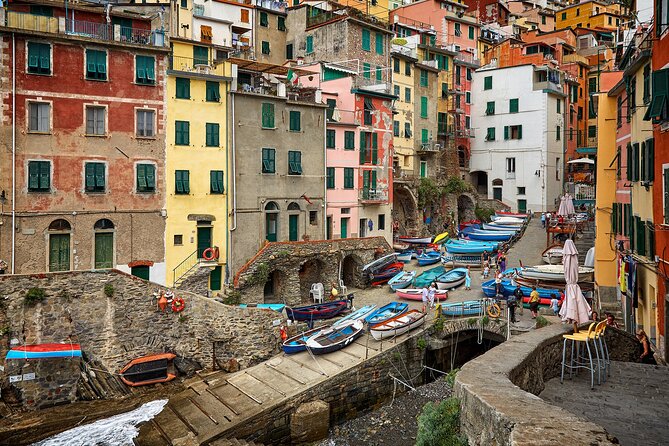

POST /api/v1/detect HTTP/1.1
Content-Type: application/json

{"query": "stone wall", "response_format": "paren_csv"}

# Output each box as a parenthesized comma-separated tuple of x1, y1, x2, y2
(0, 270, 281, 409)
(455, 321, 640, 445)
(234, 237, 392, 305)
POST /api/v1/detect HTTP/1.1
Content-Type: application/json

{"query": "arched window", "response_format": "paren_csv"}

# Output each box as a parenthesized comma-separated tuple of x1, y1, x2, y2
(287, 202, 300, 241)
(48, 219, 71, 231)
(287, 202, 300, 211)
(93, 219, 114, 269)
(94, 219, 115, 230)
(47, 219, 71, 272)
(492, 178, 503, 186)
(265, 201, 279, 242)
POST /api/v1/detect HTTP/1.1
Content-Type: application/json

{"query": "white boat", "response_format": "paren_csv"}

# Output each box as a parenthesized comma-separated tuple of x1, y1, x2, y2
(482, 223, 521, 232)
(517, 265, 594, 282)
(396, 251, 413, 263)
(370, 310, 426, 340)
(398, 236, 433, 244)
(490, 216, 525, 226)
(541, 244, 564, 265)
(584, 247, 595, 268)
(362, 253, 397, 272)
(332, 305, 377, 329)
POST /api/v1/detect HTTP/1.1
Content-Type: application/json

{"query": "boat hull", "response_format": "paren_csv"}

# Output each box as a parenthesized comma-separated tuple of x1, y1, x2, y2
(365, 302, 409, 325)
(388, 271, 416, 290)
(399, 236, 433, 244)
(119, 353, 177, 387)
(305, 321, 364, 355)
(370, 310, 426, 340)
(282, 326, 324, 354)
(332, 305, 377, 329)
(286, 300, 348, 321)
(442, 300, 484, 317)
(6, 343, 82, 360)
(396, 288, 448, 301)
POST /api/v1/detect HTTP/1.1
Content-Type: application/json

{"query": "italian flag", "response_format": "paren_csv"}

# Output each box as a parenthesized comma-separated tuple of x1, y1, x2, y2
(287, 69, 299, 86)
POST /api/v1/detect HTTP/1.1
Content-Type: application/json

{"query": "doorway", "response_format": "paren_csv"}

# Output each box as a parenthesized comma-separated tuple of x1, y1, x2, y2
(289, 215, 299, 241)
(340, 217, 349, 239)
(326, 216, 332, 239)
(493, 187, 502, 200)
(94, 232, 114, 268)
(131, 265, 150, 280)
(359, 218, 366, 238)
(197, 226, 212, 258)
(49, 234, 70, 272)
(518, 199, 527, 213)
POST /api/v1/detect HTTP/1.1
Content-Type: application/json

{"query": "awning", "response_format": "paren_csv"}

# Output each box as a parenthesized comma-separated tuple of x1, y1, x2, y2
(576, 147, 597, 154)
(228, 58, 312, 76)
(568, 157, 595, 165)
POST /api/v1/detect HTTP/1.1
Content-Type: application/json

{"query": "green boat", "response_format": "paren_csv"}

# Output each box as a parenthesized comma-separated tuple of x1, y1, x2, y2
(413, 265, 445, 288)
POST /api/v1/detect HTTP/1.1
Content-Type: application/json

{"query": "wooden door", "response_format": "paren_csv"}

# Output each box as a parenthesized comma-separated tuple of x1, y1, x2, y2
(197, 227, 212, 258)
(94, 232, 114, 269)
(49, 234, 70, 272)
(289, 215, 298, 241)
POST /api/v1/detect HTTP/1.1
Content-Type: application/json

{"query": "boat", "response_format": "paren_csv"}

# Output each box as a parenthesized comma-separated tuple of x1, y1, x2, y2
(282, 326, 324, 354)
(433, 231, 449, 244)
(305, 320, 365, 355)
(517, 265, 594, 283)
(482, 279, 498, 297)
(396, 251, 414, 263)
(481, 223, 521, 232)
(467, 230, 514, 242)
(495, 211, 529, 219)
(398, 236, 433, 244)
(521, 296, 554, 307)
(461, 226, 515, 236)
(286, 300, 348, 321)
(490, 278, 563, 299)
(362, 253, 397, 273)
(413, 265, 445, 287)
(435, 267, 468, 290)
(541, 244, 564, 265)
(445, 241, 498, 255)
(459, 219, 481, 230)
(490, 216, 525, 226)
(442, 300, 485, 317)
(584, 247, 595, 268)
(332, 305, 377, 328)
(370, 310, 427, 340)
(119, 353, 177, 387)
(370, 262, 404, 285)
(417, 251, 441, 266)
(388, 271, 417, 290)
(393, 242, 410, 251)
(239, 303, 285, 312)
(365, 301, 409, 325)
(441, 254, 488, 267)
(5, 343, 82, 360)
(395, 288, 449, 301)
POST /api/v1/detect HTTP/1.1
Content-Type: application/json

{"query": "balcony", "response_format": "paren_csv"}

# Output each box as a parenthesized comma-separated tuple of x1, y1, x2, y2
(254, 0, 286, 13)
(391, 43, 417, 60)
(168, 55, 228, 77)
(359, 187, 389, 203)
(3, 11, 167, 48)
(417, 141, 442, 152)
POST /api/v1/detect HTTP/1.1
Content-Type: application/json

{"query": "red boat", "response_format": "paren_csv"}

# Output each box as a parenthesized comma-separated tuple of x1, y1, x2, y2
(458, 220, 481, 230)
(370, 262, 404, 285)
(6, 343, 82, 359)
(120, 353, 177, 387)
(395, 288, 448, 301)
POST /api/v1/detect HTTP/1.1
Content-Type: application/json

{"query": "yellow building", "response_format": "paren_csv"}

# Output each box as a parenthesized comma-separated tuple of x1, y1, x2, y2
(338, 0, 390, 22)
(166, 40, 231, 291)
(555, 0, 623, 30)
(391, 45, 416, 176)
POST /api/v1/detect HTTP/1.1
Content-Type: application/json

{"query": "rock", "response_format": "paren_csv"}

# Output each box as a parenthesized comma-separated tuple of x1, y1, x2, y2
(174, 356, 201, 377)
(291, 400, 330, 443)
(220, 357, 240, 373)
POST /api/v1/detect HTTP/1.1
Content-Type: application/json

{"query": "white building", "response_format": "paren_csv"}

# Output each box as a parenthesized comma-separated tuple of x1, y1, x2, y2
(469, 64, 564, 213)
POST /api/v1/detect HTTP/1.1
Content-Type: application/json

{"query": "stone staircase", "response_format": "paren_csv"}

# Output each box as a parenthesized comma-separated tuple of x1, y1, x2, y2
(209, 438, 264, 446)
(175, 262, 217, 296)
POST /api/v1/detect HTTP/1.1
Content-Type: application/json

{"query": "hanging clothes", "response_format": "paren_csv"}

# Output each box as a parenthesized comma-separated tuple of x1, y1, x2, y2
(619, 256, 627, 294)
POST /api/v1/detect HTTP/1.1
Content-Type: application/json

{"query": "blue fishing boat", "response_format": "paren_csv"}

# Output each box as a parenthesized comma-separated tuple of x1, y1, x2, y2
(445, 240, 498, 255)
(417, 251, 441, 266)
(482, 279, 498, 297)
(413, 265, 445, 288)
(467, 230, 513, 242)
(482, 223, 521, 232)
(286, 300, 348, 321)
(333, 305, 377, 328)
(435, 267, 468, 290)
(305, 320, 365, 354)
(5, 343, 81, 360)
(442, 300, 484, 317)
(365, 302, 409, 325)
(388, 271, 416, 290)
(282, 326, 324, 354)
(396, 251, 414, 263)
(239, 303, 285, 312)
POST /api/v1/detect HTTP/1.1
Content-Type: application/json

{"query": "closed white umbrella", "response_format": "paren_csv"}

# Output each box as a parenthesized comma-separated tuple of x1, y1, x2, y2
(557, 195, 568, 217)
(565, 193, 576, 215)
(558, 239, 591, 331)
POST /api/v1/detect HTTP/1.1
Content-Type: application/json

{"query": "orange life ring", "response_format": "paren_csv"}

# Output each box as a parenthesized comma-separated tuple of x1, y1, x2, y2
(202, 247, 219, 261)
(171, 297, 186, 313)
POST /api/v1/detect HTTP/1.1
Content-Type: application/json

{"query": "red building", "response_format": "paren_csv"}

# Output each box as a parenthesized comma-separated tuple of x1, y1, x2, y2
(0, 1, 169, 282)
(648, 0, 669, 362)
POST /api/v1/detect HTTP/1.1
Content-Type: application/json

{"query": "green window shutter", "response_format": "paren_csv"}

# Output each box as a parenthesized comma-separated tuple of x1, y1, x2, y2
(206, 123, 219, 147)
(517, 125, 522, 139)
(612, 203, 618, 234)
(557, 99, 561, 113)
(278, 16, 286, 31)
(371, 170, 377, 189)
(405, 87, 411, 102)
(504, 126, 509, 140)
(645, 69, 668, 121)
(288, 151, 302, 174)
(484, 76, 492, 90)
(363, 62, 371, 79)
(486, 127, 495, 141)
(648, 220, 655, 258)
(468, 26, 474, 39)
(633, 143, 640, 181)
(404, 123, 412, 138)
(394, 120, 400, 137)
(371, 133, 378, 164)
(262, 41, 270, 54)
(375, 32, 384, 54)
(486, 101, 495, 115)
(137, 164, 146, 190)
(344, 131, 355, 150)
(394, 85, 400, 97)
(29, 161, 49, 191)
(206, 81, 220, 102)
(420, 69, 428, 87)
(38, 161, 50, 190)
(28, 42, 51, 74)
(421, 128, 428, 144)
(262, 148, 275, 173)
(86, 49, 106, 80)
(175, 77, 190, 99)
(362, 29, 371, 51)
(326, 129, 336, 148)
(420, 96, 428, 118)
(289, 111, 301, 131)
(326, 167, 335, 189)
(95, 163, 105, 189)
(647, 138, 654, 181)
(326, 98, 336, 120)
(176, 121, 190, 145)
(260, 11, 268, 26)
(210, 170, 224, 194)
(394, 58, 400, 73)
(359, 132, 367, 164)
(175, 170, 190, 194)
(262, 103, 275, 128)
(626, 143, 632, 180)
(344, 168, 354, 189)
(510, 98, 518, 113)
(362, 170, 370, 193)
(306, 36, 313, 54)
(405, 61, 411, 76)
(85, 163, 96, 190)
(193, 46, 209, 65)
(376, 66, 382, 81)
(136, 56, 155, 84)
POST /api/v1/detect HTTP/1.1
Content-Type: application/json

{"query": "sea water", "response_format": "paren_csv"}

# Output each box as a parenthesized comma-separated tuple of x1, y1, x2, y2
(32, 399, 168, 446)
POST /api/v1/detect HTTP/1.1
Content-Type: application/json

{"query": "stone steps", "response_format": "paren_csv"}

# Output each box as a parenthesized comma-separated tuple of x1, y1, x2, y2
(210, 438, 264, 446)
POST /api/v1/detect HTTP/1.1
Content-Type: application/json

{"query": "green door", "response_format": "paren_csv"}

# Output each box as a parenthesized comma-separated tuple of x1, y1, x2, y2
(266, 213, 277, 242)
(341, 217, 348, 239)
(131, 265, 150, 280)
(197, 227, 212, 258)
(49, 234, 70, 272)
(289, 215, 299, 241)
(210, 266, 222, 291)
(518, 199, 527, 213)
(326, 216, 332, 240)
(112, 17, 133, 41)
(493, 187, 502, 200)
(94, 232, 114, 268)
(420, 161, 427, 178)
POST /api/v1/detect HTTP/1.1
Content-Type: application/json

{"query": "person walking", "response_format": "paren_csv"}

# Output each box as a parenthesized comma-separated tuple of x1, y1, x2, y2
(428, 282, 437, 309)
(529, 286, 540, 319)
(507, 289, 518, 323)
(499, 252, 507, 274)
(464, 266, 472, 290)
(421, 285, 429, 313)
(513, 284, 525, 317)
(550, 293, 560, 316)
(541, 212, 546, 228)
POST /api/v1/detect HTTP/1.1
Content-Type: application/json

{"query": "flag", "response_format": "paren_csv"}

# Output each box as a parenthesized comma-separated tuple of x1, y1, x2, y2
(287, 69, 299, 86)
(301, 194, 312, 205)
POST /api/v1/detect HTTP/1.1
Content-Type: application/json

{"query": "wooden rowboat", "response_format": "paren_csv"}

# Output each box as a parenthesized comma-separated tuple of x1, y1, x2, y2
(120, 353, 177, 387)
(370, 310, 426, 340)
(282, 326, 324, 354)
(541, 244, 564, 265)
(286, 300, 348, 321)
(395, 288, 448, 301)
(305, 320, 364, 355)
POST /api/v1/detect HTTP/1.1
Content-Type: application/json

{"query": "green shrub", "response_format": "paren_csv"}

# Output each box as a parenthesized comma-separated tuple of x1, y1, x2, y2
(418, 178, 442, 208)
(103, 284, 115, 297)
(442, 177, 471, 194)
(432, 316, 445, 332)
(416, 398, 467, 446)
(474, 207, 496, 222)
(445, 368, 460, 388)
(536, 315, 550, 329)
(417, 337, 427, 350)
(223, 290, 242, 305)
(24, 288, 46, 306)
(246, 262, 270, 287)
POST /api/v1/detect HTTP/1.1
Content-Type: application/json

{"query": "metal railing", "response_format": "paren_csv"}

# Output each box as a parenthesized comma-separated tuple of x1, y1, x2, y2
(169, 55, 228, 77)
(172, 250, 200, 286)
(254, 0, 287, 13)
(360, 188, 389, 202)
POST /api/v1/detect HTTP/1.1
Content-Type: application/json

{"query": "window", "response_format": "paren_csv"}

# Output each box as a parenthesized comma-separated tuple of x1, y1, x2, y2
(484, 76, 492, 90)
(241, 9, 249, 23)
(393, 120, 400, 137)
(465, 116, 470, 129)
(556, 157, 561, 180)
(260, 11, 268, 27)
(261, 41, 270, 55)
(174, 235, 183, 245)
(588, 125, 596, 138)
(363, 62, 371, 79)
(27, 42, 51, 75)
(420, 69, 428, 87)
(306, 36, 313, 54)
(509, 98, 518, 113)
(84, 162, 105, 193)
(278, 16, 286, 31)
(136, 163, 156, 193)
(262, 148, 275, 173)
(455, 65, 461, 85)
(393, 58, 400, 73)
(85, 106, 106, 135)
(135, 55, 155, 85)
(344, 131, 355, 150)
(404, 122, 412, 138)
(261, 102, 275, 129)
(364, 97, 374, 125)
(404, 87, 411, 103)
(326, 129, 336, 148)
(466, 92, 471, 103)
(28, 102, 50, 133)
(376, 66, 382, 82)
(466, 68, 472, 81)
(405, 61, 411, 76)
(344, 168, 354, 189)
(362, 29, 371, 51)
(468, 25, 474, 40)
(557, 99, 561, 114)
(28, 160, 50, 192)
(454, 23, 461, 37)
(542, 15, 546, 25)
(506, 157, 516, 173)
(485, 101, 495, 115)
(375, 32, 384, 54)
(421, 128, 429, 144)
(576, 8, 580, 16)
(394, 85, 400, 97)
(31, 5, 53, 16)
(504, 125, 522, 139)
(309, 211, 317, 225)
(175, 121, 190, 145)
(628, 76, 637, 114)
(175, 77, 190, 99)
(286, 43, 294, 59)
(645, 68, 668, 122)
(210, 170, 224, 194)
(642, 65, 651, 104)
(561, 12, 566, 20)
(420, 96, 428, 118)
(206, 81, 220, 102)
(205, 123, 219, 146)
(85, 49, 107, 81)
(486, 127, 495, 141)
(175, 170, 190, 194)
(288, 151, 302, 175)
(556, 125, 561, 140)
(640, 138, 655, 182)
(326, 167, 335, 189)
(181, 0, 187, 8)
(136, 109, 154, 138)
(517, 187, 526, 195)
(289, 111, 301, 131)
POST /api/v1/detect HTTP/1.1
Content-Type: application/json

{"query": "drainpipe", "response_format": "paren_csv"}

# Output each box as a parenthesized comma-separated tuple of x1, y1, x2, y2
(229, 87, 237, 274)
(11, 33, 16, 274)
(323, 107, 327, 241)
(224, 81, 230, 284)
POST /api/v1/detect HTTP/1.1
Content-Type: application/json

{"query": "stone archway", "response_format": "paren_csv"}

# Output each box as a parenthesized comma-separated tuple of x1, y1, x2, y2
(470, 170, 488, 195)
(341, 253, 364, 289)
(264, 269, 287, 304)
(392, 185, 419, 236)
(457, 194, 476, 223)
(298, 259, 326, 301)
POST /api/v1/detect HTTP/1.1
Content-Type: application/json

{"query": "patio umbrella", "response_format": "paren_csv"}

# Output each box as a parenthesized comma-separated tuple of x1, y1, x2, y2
(558, 239, 591, 331)
(565, 193, 576, 215)
(557, 195, 568, 217)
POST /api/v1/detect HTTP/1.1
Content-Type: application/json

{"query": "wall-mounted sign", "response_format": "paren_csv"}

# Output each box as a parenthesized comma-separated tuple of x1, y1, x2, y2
(9, 375, 22, 383)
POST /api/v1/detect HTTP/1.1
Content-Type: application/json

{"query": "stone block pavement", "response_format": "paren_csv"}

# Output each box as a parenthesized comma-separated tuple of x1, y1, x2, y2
(540, 361, 669, 446)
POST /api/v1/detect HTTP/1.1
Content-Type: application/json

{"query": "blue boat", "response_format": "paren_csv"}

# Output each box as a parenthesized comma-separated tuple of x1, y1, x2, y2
(467, 230, 513, 242)
(282, 326, 324, 354)
(239, 303, 285, 312)
(388, 271, 417, 290)
(482, 278, 561, 300)
(417, 251, 441, 266)
(5, 343, 82, 360)
(442, 300, 484, 317)
(435, 267, 468, 290)
(365, 302, 409, 325)
(305, 320, 365, 354)
(413, 265, 445, 288)
(333, 305, 378, 329)
(445, 240, 498, 254)
(482, 279, 499, 297)
(396, 251, 414, 263)
(286, 300, 348, 321)
(482, 223, 521, 232)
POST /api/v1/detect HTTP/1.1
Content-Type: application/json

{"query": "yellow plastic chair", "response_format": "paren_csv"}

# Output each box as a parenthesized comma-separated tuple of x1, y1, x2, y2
(561, 322, 598, 389)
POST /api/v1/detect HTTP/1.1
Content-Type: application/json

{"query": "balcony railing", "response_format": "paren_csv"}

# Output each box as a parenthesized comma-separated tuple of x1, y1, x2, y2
(3, 11, 167, 47)
(254, 0, 287, 13)
(417, 141, 442, 152)
(168, 55, 228, 77)
(360, 188, 389, 202)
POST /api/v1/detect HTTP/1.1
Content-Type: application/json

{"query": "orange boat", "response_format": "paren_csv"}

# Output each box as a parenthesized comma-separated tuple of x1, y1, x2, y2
(119, 353, 177, 387)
